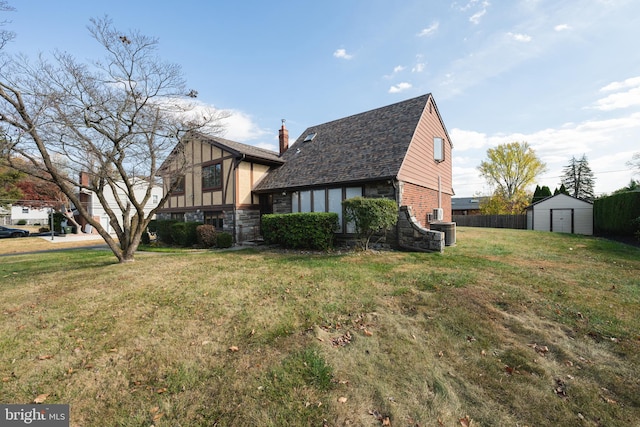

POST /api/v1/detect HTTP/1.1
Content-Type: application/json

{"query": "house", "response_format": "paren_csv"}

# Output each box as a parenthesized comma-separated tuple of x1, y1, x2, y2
(158, 94, 454, 250)
(451, 197, 487, 216)
(156, 134, 284, 241)
(76, 172, 164, 234)
(526, 193, 593, 235)
(9, 205, 51, 225)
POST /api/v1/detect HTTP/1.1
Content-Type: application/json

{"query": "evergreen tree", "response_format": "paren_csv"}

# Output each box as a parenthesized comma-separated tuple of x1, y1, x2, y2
(554, 184, 570, 196)
(531, 185, 552, 203)
(561, 155, 595, 201)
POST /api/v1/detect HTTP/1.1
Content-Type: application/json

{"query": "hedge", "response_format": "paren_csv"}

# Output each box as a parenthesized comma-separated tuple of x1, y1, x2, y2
(262, 212, 338, 250)
(170, 221, 202, 247)
(594, 192, 640, 235)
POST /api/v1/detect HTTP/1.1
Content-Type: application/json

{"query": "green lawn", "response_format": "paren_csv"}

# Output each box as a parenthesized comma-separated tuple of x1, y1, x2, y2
(1, 227, 639, 426)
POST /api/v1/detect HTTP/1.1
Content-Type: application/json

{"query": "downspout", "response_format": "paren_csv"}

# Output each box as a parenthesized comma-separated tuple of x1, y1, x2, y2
(438, 174, 442, 210)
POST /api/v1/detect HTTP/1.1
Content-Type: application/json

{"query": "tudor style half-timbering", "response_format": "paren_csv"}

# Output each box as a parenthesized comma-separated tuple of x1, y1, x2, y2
(158, 94, 454, 249)
(157, 133, 283, 242)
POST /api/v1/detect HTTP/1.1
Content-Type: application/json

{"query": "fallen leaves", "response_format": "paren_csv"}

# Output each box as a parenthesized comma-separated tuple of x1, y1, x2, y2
(228, 345, 239, 352)
(554, 378, 568, 398)
(33, 393, 49, 403)
(459, 415, 473, 426)
(528, 343, 549, 356)
(37, 354, 53, 360)
(369, 409, 391, 426)
(331, 331, 352, 347)
(337, 396, 348, 403)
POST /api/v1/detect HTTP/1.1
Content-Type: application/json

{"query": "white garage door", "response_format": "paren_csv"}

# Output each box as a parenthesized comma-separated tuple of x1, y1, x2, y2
(551, 209, 572, 233)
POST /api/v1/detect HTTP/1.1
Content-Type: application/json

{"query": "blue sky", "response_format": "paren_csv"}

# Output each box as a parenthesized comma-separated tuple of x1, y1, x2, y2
(5, 0, 640, 196)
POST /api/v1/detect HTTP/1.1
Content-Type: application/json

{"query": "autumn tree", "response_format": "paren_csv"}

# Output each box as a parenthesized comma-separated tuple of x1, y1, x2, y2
(0, 157, 22, 207)
(478, 142, 546, 214)
(561, 155, 595, 201)
(0, 17, 225, 262)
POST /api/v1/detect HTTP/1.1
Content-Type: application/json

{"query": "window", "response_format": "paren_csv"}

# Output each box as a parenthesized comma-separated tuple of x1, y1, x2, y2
(204, 211, 224, 229)
(434, 137, 444, 162)
(202, 163, 222, 190)
(170, 212, 184, 221)
(152, 195, 159, 204)
(291, 186, 363, 233)
(171, 176, 185, 194)
(22, 207, 29, 214)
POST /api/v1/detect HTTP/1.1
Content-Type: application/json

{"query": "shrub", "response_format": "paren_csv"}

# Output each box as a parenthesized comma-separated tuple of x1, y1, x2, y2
(170, 221, 201, 247)
(141, 230, 151, 245)
(196, 224, 218, 248)
(38, 227, 50, 233)
(594, 192, 640, 235)
(216, 232, 233, 248)
(262, 212, 338, 250)
(147, 219, 157, 234)
(156, 220, 178, 244)
(343, 197, 398, 250)
(17, 219, 27, 225)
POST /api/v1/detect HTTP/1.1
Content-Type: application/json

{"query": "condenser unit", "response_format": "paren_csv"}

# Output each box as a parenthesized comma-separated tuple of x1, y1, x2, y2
(433, 208, 444, 221)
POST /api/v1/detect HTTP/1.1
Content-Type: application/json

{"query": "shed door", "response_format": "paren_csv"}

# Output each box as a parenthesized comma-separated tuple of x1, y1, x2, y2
(551, 209, 572, 233)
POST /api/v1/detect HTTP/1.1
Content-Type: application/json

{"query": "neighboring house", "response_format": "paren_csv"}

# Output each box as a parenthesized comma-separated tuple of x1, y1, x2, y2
(451, 197, 487, 216)
(76, 172, 164, 234)
(526, 193, 593, 235)
(156, 134, 284, 242)
(9, 205, 51, 225)
(158, 93, 454, 249)
(0, 206, 10, 225)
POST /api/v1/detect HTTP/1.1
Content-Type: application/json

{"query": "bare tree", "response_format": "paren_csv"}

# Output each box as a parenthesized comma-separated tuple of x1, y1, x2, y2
(0, 17, 226, 262)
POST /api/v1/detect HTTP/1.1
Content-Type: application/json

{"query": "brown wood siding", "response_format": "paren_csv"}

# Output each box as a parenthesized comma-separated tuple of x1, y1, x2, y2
(397, 97, 453, 195)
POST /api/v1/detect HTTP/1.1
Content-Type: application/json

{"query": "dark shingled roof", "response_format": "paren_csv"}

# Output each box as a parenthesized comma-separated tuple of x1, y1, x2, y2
(195, 133, 284, 165)
(254, 94, 431, 193)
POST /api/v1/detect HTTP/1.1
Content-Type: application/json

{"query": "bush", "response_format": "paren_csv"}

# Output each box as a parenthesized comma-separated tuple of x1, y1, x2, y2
(216, 232, 233, 248)
(156, 220, 178, 244)
(141, 230, 151, 245)
(39, 227, 50, 233)
(170, 221, 201, 247)
(196, 224, 218, 248)
(594, 192, 640, 235)
(147, 219, 157, 234)
(262, 212, 338, 250)
(17, 219, 27, 225)
(343, 197, 398, 250)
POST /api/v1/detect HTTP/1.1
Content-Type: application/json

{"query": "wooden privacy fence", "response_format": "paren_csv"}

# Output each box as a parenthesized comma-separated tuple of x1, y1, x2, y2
(452, 214, 527, 229)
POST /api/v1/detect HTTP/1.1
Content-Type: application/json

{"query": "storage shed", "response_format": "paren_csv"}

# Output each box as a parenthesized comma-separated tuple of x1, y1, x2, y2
(526, 194, 593, 235)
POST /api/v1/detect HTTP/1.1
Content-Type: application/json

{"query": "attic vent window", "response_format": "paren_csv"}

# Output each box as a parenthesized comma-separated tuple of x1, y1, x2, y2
(303, 132, 317, 142)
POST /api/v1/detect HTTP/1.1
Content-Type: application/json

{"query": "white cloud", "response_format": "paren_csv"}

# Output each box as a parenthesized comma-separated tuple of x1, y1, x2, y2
(600, 76, 640, 92)
(450, 128, 489, 151)
(417, 21, 439, 37)
(412, 63, 425, 73)
(507, 32, 532, 42)
(393, 65, 405, 73)
(219, 110, 270, 142)
(388, 82, 412, 93)
(333, 48, 353, 60)
(554, 23, 571, 31)
(592, 76, 640, 111)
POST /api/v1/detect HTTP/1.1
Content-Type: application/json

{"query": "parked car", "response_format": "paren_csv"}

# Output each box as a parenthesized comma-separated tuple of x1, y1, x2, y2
(0, 226, 30, 238)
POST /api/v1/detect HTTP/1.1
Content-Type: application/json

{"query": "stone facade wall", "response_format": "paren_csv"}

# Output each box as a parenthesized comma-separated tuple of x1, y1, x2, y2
(396, 206, 444, 253)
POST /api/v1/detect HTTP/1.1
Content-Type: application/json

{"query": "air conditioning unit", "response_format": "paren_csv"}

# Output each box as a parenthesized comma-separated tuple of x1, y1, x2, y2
(433, 208, 444, 221)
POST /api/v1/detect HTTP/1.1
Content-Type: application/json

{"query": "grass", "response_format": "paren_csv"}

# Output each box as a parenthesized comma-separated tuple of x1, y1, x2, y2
(1, 227, 639, 426)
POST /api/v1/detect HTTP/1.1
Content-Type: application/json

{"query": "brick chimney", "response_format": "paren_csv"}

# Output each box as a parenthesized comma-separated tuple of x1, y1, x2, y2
(79, 171, 90, 187)
(278, 119, 289, 155)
